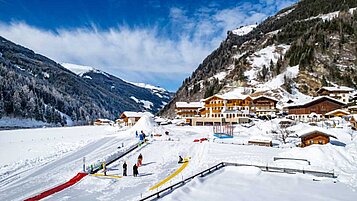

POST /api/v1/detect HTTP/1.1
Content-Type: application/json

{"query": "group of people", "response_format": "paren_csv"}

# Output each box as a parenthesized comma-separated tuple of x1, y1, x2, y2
(122, 153, 143, 177)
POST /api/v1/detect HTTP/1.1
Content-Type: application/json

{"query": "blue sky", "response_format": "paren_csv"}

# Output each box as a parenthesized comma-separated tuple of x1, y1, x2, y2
(0, 0, 296, 91)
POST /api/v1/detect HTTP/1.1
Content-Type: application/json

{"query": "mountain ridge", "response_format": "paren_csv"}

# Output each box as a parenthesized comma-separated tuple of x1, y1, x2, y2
(159, 0, 357, 118)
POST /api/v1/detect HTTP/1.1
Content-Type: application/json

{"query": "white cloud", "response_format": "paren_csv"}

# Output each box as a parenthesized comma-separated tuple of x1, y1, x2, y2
(0, 1, 296, 90)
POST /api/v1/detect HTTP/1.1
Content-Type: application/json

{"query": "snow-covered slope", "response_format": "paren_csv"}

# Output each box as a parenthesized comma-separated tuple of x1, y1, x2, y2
(231, 25, 257, 36)
(1, 118, 356, 200)
(61, 63, 173, 113)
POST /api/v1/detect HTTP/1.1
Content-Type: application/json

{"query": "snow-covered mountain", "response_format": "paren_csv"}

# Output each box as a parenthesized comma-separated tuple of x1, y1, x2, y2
(61, 63, 173, 111)
(160, 0, 357, 117)
(0, 37, 173, 127)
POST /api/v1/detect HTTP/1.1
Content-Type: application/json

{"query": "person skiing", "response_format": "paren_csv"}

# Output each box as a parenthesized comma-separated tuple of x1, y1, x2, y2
(123, 161, 127, 176)
(178, 156, 183, 163)
(165, 131, 169, 135)
(139, 132, 144, 142)
(141, 130, 146, 141)
(137, 153, 143, 167)
(133, 164, 138, 177)
(135, 130, 138, 138)
(103, 162, 107, 176)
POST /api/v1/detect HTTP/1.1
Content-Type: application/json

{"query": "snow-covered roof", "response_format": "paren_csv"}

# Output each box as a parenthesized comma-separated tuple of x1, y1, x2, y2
(248, 136, 272, 142)
(284, 96, 346, 108)
(325, 109, 350, 116)
(348, 105, 357, 109)
(121, 111, 153, 118)
(252, 95, 279, 102)
(318, 86, 354, 93)
(295, 127, 337, 139)
(203, 91, 250, 101)
(175, 102, 203, 108)
(96, 118, 112, 122)
(277, 118, 295, 123)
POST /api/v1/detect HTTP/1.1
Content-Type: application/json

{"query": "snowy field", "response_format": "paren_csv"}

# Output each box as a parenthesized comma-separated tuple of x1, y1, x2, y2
(0, 117, 356, 200)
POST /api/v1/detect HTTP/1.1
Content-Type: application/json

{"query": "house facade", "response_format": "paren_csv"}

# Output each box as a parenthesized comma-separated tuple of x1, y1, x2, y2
(191, 93, 252, 126)
(348, 106, 357, 114)
(285, 96, 346, 122)
(251, 95, 279, 117)
(120, 111, 153, 126)
(317, 86, 354, 104)
(175, 102, 202, 118)
(297, 128, 337, 147)
(94, 119, 112, 125)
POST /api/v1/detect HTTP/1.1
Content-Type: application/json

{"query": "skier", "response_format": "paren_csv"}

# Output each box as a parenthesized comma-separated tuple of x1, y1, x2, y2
(178, 156, 183, 163)
(137, 153, 143, 167)
(123, 161, 127, 176)
(139, 132, 144, 142)
(103, 161, 107, 176)
(133, 164, 138, 177)
(165, 131, 169, 135)
(135, 130, 138, 138)
(141, 130, 146, 141)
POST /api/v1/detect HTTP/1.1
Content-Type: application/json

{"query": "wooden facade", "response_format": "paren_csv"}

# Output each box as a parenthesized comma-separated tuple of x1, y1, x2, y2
(201, 95, 251, 118)
(175, 102, 202, 118)
(285, 97, 346, 122)
(300, 131, 333, 147)
(317, 87, 353, 103)
(248, 140, 272, 147)
(119, 112, 152, 126)
(94, 119, 111, 125)
(348, 106, 357, 114)
(251, 96, 278, 116)
(325, 109, 350, 118)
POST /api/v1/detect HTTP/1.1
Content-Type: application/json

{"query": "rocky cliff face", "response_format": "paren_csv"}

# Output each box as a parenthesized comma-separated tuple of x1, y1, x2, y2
(159, 0, 357, 118)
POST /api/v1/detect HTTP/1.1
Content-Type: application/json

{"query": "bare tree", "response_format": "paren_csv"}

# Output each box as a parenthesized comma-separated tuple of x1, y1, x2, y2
(272, 124, 292, 144)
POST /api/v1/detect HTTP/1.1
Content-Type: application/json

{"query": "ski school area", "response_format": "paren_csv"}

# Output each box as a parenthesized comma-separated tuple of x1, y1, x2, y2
(0, 116, 357, 200)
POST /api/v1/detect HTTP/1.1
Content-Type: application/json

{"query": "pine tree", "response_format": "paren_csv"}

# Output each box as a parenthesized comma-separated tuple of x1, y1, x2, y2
(13, 91, 22, 117)
(0, 95, 4, 119)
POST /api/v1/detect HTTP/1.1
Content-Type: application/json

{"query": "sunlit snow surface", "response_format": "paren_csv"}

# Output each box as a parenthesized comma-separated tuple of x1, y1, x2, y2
(0, 118, 356, 200)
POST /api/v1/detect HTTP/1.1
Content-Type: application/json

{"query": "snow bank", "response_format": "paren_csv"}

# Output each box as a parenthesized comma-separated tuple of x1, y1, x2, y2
(279, 143, 357, 187)
(162, 165, 356, 201)
(129, 115, 156, 134)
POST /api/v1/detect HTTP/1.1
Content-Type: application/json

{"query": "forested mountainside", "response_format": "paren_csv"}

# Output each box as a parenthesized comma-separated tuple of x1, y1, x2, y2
(0, 37, 172, 126)
(160, 0, 357, 118)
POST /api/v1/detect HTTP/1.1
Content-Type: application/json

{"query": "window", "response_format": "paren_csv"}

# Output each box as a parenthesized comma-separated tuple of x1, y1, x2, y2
(310, 140, 314, 144)
(318, 140, 323, 144)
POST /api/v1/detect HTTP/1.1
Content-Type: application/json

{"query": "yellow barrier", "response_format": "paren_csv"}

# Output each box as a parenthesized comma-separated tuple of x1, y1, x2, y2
(149, 159, 190, 190)
(90, 173, 122, 179)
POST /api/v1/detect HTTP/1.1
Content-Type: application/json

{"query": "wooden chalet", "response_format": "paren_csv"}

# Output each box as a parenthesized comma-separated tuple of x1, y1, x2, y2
(325, 109, 350, 118)
(120, 111, 153, 126)
(251, 95, 279, 117)
(296, 127, 337, 147)
(192, 92, 252, 126)
(348, 106, 357, 114)
(317, 86, 353, 104)
(248, 136, 273, 147)
(175, 102, 202, 118)
(284, 96, 346, 122)
(94, 119, 112, 125)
